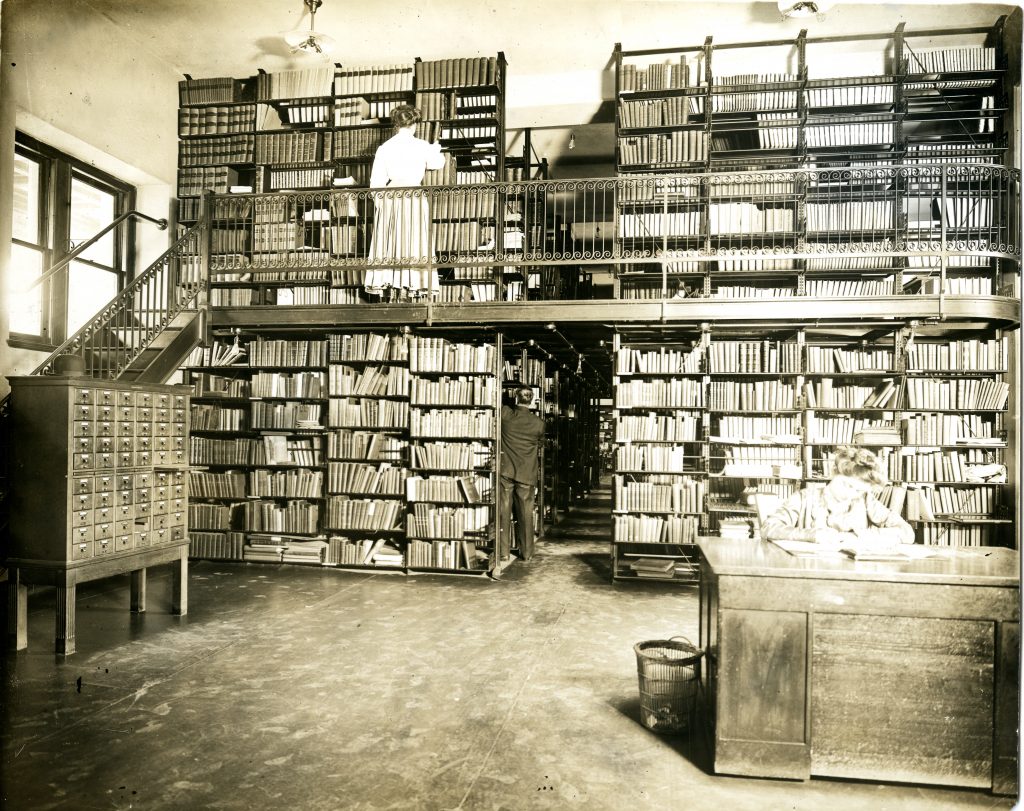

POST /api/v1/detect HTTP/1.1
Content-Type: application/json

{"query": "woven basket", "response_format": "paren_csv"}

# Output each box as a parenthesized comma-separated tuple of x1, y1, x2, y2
(634, 636, 703, 734)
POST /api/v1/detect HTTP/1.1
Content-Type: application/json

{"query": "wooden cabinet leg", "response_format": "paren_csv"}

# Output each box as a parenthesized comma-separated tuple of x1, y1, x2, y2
(7, 568, 28, 651)
(54, 583, 76, 656)
(170, 552, 188, 616)
(130, 569, 147, 614)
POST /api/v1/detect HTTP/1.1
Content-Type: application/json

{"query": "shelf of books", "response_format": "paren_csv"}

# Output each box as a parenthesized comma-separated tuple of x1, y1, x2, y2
(407, 332, 501, 574)
(184, 334, 329, 564)
(611, 331, 708, 583)
(177, 56, 507, 305)
(612, 19, 1011, 301)
(183, 329, 508, 575)
(608, 326, 1012, 575)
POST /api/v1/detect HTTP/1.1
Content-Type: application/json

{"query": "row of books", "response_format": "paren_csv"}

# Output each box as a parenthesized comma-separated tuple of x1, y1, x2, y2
(409, 441, 491, 470)
(328, 397, 409, 429)
(804, 378, 900, 409)
(619, 58, 697, 92)
(247, 339, 327, 367)
(919, 523, 997, 547)
(620, 97, 692, 128)
(334, 64, 415, 96)
(329, 331, 409, 362)
(257, 66, 335, 101)
(903, 413, 998, 446)
(409, 376, 497, 406)
(613, 475, 706, 513)
(189, 502, 235, 530)
(405, 474, 486, 504)
(708, 340, 802, 374)
(329, 365, 410, 398)
(807, 346, 894, 373)
(250, 402, 322, 430)
(406, 503, 490, 539)
(191, 404, 246, 431)
(414, 57, 500, 90)
(328, 462, 406, 495)
(708, 380, 798, 411)
(713, 415, 799, 441)
(251, 468, 324, 499)
(325, 127, 391, 159)
(179, 104, 257, 136)
(899, 449, 994, 484)
(190, 471, 247, 499)
(250, 371, 324, 399)
(189, 531, 246, 561)
(179, 77, 241, 106)
(408, 337, 496, 373)
(907, 336, 1006, 372)
(615, 413, 701, 443)
(613, 513, 700, 544)
(179, 135, 255, 167)
(409, 408, 493, 439)
(708, 202, 795, 234)
(189, 436, 321, 466)
(192, 373, 249, 398)
(616, 346, 704, 376)
(329, 536, 403, 567)
(615, 378, 704, 409)
(806, 415, 893, 445)
(618, 212, 701, 239)
(246, 537, 329, 565)
(414, 91, 497, 121)
(243, 499, 320, 534)
(905, 46, 996, 74)
(616, 445, 696, 472)
(712, 89, 798, 114)
(711, 285, 792, 299)
(619, 132, 709, 166)
(254, 131, 322, 164)
(407, 539, 484, 570)
(325, 497, 403, 531)
(328, 429, 407, 461)
(905, 378, 1009, 411)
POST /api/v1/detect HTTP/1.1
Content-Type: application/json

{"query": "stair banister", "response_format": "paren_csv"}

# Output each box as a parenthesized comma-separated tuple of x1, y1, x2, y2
(20, 210, 169, 293)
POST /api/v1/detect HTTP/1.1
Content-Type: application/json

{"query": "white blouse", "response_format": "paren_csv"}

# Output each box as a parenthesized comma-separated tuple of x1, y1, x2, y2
(369, 128, 445, 189)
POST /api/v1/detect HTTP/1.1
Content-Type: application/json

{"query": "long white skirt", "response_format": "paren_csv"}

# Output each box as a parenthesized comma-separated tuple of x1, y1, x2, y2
(365, 191, 439, 295)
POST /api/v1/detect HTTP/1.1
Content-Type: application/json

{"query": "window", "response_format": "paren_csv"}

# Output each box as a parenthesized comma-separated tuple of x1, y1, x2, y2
(7, 133, 135, 350)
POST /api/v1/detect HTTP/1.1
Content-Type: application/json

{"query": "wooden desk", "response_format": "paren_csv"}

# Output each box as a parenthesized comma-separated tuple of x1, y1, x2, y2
(698, 538, 1019, 795)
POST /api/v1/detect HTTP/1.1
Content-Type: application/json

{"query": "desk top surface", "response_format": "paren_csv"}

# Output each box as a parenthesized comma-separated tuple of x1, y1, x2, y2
(699, 537, 1020, 587)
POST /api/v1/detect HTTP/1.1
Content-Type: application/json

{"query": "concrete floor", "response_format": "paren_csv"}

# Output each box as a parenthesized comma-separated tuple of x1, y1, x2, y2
(1, 484, 1015, 811)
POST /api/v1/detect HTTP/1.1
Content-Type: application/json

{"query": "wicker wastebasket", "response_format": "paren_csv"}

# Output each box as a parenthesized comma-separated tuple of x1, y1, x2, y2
(634, 636, 704, 734)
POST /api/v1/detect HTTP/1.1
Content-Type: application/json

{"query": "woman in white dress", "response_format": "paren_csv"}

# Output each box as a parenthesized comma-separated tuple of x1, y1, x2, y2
(365, 104, 446, 299)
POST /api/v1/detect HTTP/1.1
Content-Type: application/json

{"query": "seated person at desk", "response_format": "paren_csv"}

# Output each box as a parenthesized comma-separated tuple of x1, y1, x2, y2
(762, 445, 914, 545)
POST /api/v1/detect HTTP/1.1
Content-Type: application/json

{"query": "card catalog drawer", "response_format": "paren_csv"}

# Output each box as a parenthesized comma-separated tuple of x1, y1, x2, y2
(73, 476, 93, 495)
(94, 475, 115, 493)
(95, 522, 114, 541)
(72, 525, 94, 545)
(95, 536, 113, 555)
(72, 509, 93, 528)
(73, 491, 94, 510)
(73, 420, 94, 437)
(73, 453, 93, 471)
(114, 533, 133, 552)
(117, 390, 134, 407)
(71, 540, 93, 561)
(74, 388, 94, 405)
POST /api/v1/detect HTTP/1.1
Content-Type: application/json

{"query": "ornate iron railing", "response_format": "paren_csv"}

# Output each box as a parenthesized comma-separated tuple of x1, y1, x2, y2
(202, 165, 1019, 289)
(32, 223, 208, 378)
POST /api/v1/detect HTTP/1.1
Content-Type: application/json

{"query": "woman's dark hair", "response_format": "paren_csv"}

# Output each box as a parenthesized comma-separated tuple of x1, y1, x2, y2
(392, 104, 421, 129)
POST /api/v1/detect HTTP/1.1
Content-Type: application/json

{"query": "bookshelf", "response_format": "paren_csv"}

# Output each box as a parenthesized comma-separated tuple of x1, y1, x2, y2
(183, 335, 329, 564)
(609, 325, 1013, 581)
(182, 329, 505, 575)
(612, 20, 1012, 300)
(407, 332, 502, 573)
(177, 56, 507, 305)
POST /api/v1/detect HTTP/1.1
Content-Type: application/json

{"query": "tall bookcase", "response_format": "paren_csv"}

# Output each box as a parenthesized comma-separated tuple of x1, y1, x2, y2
(612, 20, 1012, 300)
(610, 326, 1012, 582)
(182, 329, 504, 576)
(177, 56, 508, 305)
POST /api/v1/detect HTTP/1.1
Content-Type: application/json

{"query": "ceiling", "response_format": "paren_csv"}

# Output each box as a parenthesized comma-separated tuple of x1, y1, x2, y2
(71, 0, 1015, 173)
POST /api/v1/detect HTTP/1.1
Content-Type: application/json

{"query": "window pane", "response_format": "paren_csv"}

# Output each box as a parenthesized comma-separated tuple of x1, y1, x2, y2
(71, 177, 117, 266)
(8, 243, 44, 335)
(13, 152, 41, 244)
(67, 260, 117, 336)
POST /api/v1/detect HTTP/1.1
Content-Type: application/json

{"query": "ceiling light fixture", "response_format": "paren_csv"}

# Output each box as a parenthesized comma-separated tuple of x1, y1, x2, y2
(777, 0, 835, 19)
(284, 0, 337, 57)
(568, 132, 576, 150)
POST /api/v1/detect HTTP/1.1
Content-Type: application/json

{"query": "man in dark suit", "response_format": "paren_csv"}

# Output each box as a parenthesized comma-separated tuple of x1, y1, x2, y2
(499, 385, 546, 562)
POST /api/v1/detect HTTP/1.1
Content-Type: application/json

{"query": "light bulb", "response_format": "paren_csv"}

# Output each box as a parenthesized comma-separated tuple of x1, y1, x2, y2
(568, 132, 576, 150)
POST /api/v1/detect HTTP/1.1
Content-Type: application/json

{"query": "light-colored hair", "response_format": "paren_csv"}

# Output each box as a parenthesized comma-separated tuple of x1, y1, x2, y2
(834, 445, 886, 486)
(392, 104, 421, 130)
(515, 386, 533, 406)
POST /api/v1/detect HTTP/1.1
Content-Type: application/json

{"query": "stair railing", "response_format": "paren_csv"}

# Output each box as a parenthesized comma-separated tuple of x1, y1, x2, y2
(21, 210, 169, 293)
(32, 221, 209, 378)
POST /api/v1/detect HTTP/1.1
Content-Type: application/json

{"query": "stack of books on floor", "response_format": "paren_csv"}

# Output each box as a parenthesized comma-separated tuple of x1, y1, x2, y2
(630, 557, 676, 578)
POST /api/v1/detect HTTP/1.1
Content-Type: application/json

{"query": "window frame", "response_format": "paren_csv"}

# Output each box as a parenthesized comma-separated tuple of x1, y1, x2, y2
(8, 132, 136, 352)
